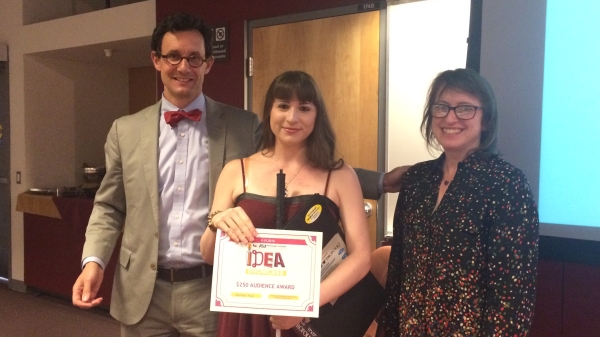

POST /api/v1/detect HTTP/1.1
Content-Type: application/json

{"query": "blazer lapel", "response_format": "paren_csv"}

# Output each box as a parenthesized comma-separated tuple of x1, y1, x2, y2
(206, 96, 226, 208)
(140, 102, 161, 225)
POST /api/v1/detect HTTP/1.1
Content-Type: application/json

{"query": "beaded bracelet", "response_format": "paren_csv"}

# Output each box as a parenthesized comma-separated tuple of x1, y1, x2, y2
(207, 210, 222, 232)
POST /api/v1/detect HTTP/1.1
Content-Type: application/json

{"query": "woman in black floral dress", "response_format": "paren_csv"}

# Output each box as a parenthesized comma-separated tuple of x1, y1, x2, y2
(379, 68, 539, 337)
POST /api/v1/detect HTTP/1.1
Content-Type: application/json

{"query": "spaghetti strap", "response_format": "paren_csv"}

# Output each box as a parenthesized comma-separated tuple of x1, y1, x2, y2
(324, 170, 332, 195)
(240, 158, 247, 193)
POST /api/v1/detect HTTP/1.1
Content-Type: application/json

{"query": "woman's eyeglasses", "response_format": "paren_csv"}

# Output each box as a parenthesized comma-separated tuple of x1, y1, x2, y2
(431, 104, 481, 120)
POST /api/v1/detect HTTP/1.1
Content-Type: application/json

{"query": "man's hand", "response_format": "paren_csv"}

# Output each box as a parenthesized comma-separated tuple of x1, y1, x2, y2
(72, 262, 104, 309)
(383, 165, 410, 193)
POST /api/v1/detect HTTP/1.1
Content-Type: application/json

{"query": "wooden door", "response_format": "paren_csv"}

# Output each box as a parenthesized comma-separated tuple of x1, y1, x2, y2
(250, 11, 380, 250)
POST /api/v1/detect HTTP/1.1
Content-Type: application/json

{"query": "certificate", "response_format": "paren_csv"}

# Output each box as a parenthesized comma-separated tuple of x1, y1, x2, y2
(210, 228, 322, 317)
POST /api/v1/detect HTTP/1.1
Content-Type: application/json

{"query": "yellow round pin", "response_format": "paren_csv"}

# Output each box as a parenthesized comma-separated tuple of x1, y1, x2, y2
(305, 204, 322, 224)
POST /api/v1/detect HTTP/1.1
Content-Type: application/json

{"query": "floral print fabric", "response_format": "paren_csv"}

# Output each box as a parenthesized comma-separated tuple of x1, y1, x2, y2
(381, 152, 539, 337)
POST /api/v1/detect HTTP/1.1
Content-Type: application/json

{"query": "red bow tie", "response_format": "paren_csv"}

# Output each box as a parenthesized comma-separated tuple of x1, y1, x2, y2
(164, 109, 202, 127)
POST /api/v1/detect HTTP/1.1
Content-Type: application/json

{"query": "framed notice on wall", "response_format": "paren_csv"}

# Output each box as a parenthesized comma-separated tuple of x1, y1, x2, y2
(212, 24, 229, 63)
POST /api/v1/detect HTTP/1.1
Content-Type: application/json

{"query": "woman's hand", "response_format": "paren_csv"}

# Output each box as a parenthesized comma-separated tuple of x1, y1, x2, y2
(212, 207, 258, 244)
(270, 315, 304, 330)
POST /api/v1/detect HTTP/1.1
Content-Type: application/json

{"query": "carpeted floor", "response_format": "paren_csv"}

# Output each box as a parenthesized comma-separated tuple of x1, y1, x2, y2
(0, 283, 119, 337)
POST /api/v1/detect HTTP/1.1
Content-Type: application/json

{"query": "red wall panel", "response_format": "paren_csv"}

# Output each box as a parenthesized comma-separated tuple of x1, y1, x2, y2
(24, 197, 119, 309)
(530, 260, 563, 337)
(562, 263, 600, 337)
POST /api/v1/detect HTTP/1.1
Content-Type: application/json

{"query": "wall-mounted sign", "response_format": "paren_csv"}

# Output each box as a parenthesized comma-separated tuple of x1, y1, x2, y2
(357, 2, 381, 12)
(212, 25, 229, 63)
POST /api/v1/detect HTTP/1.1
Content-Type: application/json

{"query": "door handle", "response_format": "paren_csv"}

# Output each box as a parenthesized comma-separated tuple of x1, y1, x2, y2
(364, 201, 372, 218)
(0, 177, 8, 184)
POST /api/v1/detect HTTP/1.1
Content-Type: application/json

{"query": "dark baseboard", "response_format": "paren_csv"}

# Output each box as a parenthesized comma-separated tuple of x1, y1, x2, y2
(539, 235, 600, 266)
(9, 279, 27, 293)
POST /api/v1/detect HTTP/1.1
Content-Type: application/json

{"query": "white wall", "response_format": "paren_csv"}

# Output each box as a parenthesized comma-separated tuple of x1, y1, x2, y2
(25, 56, 128, 188)
(385, 0, 471, 234)
(479, 0, 544, 200)
(21, 1, 155, 54)
(23, 0, 73, 25)
(0, 0, 155, 283)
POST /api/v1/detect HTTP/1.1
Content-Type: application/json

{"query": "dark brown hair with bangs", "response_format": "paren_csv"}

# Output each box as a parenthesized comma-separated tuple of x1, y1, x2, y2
(260, 71, 342, 170)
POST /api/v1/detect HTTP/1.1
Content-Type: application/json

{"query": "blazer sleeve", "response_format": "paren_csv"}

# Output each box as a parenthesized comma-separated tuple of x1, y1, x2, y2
(354, 168, 382, 200)
(82, 119, 127, 265)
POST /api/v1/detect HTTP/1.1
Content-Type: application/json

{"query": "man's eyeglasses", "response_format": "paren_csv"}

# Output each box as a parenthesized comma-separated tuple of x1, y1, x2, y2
(157, 53, 209, 68)
(431, 104, 482, 120)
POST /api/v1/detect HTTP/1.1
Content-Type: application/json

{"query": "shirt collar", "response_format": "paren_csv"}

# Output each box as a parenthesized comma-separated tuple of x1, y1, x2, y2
(434, 150, 497, 173)
(160, 94, 206, 116)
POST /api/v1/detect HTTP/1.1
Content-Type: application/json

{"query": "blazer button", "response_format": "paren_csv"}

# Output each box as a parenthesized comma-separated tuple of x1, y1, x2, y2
(155, 232, 159, 238)
(150, 263, 157, 271)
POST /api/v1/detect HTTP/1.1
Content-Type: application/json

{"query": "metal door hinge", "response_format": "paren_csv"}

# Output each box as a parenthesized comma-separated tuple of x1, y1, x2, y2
(247, 57, 253, 77)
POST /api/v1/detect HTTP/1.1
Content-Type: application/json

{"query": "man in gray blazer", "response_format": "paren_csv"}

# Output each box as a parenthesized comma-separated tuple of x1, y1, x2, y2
(72, 12, 395, 337)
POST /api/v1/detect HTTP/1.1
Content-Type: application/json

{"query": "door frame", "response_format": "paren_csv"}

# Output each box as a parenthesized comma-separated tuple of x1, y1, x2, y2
(245, 3, 389, 246)
(0, 59, 11, 285)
